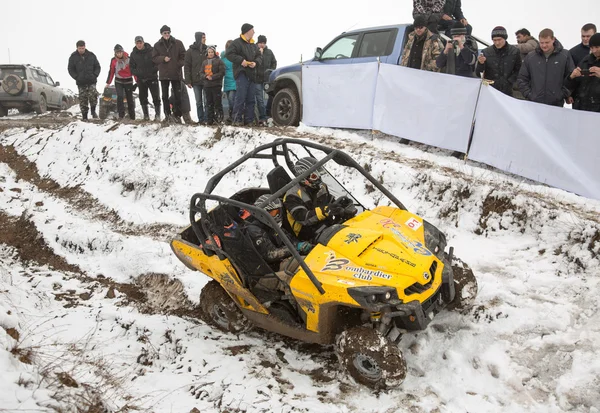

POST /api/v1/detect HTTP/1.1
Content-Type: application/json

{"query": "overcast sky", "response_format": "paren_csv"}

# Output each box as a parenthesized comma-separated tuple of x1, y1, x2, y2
(1, 0, 598, 92)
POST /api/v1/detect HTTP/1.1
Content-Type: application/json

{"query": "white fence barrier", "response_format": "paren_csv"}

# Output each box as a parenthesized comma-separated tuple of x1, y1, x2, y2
(299, 62, 600, 200)
(302, 62, 379, 130)
(469, 85, 600, 200)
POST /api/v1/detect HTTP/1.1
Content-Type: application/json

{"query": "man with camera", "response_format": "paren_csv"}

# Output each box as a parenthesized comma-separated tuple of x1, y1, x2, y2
(436, 22, 477, 77)
(517, 28, 575, 107)
(565, 33, 600, 113)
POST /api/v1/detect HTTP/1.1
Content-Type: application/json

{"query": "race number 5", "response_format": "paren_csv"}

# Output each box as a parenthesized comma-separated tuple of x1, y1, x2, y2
(405, 217, 422, 231)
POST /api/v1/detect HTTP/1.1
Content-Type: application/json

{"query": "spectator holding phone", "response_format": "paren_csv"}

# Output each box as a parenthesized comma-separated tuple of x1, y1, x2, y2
(565, 33, 600, 113)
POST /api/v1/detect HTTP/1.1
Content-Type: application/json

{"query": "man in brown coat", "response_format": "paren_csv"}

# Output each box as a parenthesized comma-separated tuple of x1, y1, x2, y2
(152, 25, 186, 122)
(401, 16, 443, 72)
(515, 28, 539, 62)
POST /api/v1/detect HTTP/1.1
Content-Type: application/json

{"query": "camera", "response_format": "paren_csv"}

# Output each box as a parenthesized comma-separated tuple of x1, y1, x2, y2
(452, 40, 460, 48)
(581, 68, 591, 76)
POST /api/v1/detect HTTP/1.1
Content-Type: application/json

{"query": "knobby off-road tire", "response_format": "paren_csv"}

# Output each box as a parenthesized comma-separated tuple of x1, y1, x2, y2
(272, 87, 300, 126)
(336, 326, 406, 389)
(446, 257, 478, 311)
(199, 280, 251, 334)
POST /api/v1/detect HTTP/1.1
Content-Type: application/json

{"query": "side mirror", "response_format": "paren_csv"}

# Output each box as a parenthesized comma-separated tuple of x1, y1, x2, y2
(314, 47, 323, 60)
(55, 81, 60, 86)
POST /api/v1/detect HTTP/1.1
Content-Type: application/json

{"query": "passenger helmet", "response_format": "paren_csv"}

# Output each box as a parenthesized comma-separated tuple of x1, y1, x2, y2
(255, 194, 283, 226)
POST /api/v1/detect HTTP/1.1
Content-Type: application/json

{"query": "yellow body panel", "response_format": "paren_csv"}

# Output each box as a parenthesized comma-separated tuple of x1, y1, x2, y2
(171, 238, 268, 314)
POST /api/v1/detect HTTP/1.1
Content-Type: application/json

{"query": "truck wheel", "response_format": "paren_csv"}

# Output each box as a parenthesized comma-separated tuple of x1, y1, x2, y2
(336, 326, 406, 389)
(34, 95, 47, 114)
(98, 102, 109, 120)
(272, 88, 300, 126)
(61, 99, 68, 111)
(199, 280, 251, 334)
(2, 74, 25, 96)
(446, 257, 478, 311)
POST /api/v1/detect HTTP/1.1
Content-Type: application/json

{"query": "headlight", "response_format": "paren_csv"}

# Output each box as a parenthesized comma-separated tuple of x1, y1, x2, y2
(348, 287, 400, 310)
(264, 83, 271, 91)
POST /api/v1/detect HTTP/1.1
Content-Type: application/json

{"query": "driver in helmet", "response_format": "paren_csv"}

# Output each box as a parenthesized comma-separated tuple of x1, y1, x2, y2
(283, 157, 353, 241)
(247, 194, 313, 267)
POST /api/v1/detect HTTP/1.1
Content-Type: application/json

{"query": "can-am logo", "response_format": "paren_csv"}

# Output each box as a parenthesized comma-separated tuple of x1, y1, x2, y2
(390, 227, 432, 256)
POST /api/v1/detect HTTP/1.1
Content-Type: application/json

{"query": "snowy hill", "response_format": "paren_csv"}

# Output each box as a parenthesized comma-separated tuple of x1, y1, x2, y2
(1, 117, 599, 412)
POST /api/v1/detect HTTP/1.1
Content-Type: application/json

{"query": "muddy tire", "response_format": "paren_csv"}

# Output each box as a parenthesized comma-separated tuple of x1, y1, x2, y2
(272, 87, 300, 126)
(447, 257, 478, 311)
(199, 281, 251, 334)
(335, 326, 406, 389)
(61, 99, 68, 111)
(2, 74, 25, 96)
(34, 95, 47, 114)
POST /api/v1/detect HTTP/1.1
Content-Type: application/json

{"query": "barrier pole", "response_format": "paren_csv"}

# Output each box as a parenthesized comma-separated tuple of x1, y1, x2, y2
(464, 78, 486, 161)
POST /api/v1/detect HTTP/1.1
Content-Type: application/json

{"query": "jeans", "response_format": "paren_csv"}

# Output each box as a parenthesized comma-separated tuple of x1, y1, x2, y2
(255, 83, 267, 121)
(192, 84, 206, 122)
(224, 90, 236, 119)
(115, 82, 135, 119)
(160, 80, 182, 117)
(232, 72, 256, 124)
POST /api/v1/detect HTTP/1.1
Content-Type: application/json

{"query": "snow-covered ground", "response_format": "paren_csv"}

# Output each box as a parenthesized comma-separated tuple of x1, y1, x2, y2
(0, 116, 599, 412)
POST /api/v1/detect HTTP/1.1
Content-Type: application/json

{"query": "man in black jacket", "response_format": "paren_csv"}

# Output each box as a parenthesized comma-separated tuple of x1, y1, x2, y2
(226, 23, 263, 125)
(184, 32, 208, 124)
(565, 33, 600, 113)
(68, 40, 101, 120)
(130, 36, 161, 121)
(439, 0, 472, 38)
(517, 28, 575, 107)
(255, 35, 277, 125)
(436, 22, 477, 77)
(570, 24, 597, 67)
(476, 27, 521, 96)
(152, 25, 186, 123)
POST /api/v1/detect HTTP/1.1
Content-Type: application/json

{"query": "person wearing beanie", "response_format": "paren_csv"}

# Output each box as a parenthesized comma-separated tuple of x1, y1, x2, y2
(570, 23, 597, 67)
(517, 28, 575, 107)
(412, 0, 445, 34)
(255, 34, 277, 124)
(152, 25, 187, 123)
(439, 0, 472, 38)
(105, 44, 136, 120)
(200, 45, 225, 125)
(475, 26, 521, 96)
(436, 21, 477, 77)
(565, 32, 600, 113)
(184, 31, 208, 123)
(226, 23, 263, 125)
(131, 36, 161, 121)
(400, 18, 443, 72)
(68, 40, 101, 120)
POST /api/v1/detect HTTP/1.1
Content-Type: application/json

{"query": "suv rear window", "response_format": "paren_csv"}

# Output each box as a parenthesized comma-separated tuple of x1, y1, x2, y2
(0, 66, 27, 80)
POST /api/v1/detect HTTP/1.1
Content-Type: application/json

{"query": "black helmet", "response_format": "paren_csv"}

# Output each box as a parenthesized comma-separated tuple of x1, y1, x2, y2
(293, 157, 324, 189)
(255, 194, 283, 226)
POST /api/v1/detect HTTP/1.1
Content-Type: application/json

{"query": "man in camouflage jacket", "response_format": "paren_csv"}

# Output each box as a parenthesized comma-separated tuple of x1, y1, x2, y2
(401, 17, 443, 72)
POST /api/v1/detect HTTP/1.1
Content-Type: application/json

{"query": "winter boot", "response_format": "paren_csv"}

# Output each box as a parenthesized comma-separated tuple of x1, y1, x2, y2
(90, 106, 98, 119)
(182, 112, 193, 124)
(142, 105, 150, 121)
(82, 111, 88, 121)
(154, 106, 161, 122)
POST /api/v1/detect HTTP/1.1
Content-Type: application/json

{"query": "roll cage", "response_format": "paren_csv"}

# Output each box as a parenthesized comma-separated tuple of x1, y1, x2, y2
(189, 138, 408, 295)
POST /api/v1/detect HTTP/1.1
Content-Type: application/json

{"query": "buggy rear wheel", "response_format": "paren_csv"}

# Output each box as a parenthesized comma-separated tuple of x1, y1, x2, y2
(335, 326, 406, 389)
(199, 280, 251, 333)
(447, 257, 478, 311)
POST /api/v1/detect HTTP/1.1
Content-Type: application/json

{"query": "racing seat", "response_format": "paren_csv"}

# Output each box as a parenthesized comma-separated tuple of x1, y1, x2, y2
(267, 166, 292, 195)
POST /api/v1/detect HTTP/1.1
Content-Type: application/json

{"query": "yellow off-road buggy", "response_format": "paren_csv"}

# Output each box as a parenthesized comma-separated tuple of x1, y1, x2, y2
(171, 138, 477, 388)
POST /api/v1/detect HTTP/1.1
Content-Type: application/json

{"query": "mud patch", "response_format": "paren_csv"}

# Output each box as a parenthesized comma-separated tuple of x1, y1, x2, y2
(476, 192, 528, 235)
(0, 211, 82, 273)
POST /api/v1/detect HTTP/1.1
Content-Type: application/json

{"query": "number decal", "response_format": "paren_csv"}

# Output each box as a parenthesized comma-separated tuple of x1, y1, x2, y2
(405, 217, 422, 231)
